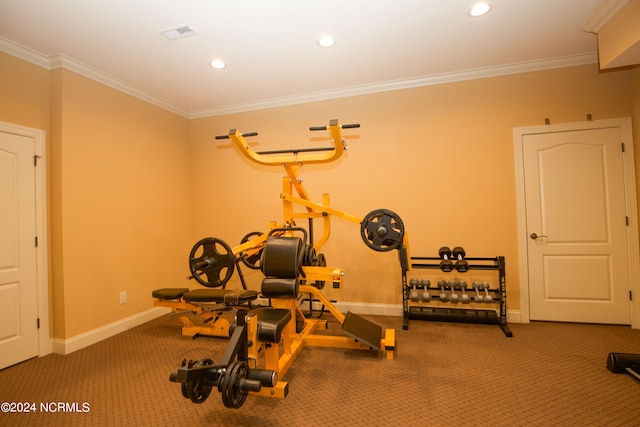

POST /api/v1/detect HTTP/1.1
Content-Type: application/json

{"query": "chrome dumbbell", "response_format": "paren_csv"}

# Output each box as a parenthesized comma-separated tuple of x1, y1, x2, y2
(459, 280, 470, 303)
(420, 278, 431, 302)
(472, 281, 483, 302)
(449, 280, 460, 303)
(438, 279, 448, 302)
(410, 278, 419, 302)
(482, 282, 493, 303)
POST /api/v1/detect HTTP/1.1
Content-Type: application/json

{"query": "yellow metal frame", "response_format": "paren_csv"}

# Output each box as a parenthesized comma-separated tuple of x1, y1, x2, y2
(167, 121, 400, 402)
(223, 119, 366, 256)
(153, 298, 232, 338)
(221, 118, 409, 275)
(213, 120, 399, 399)
(247, 287, 396, 399)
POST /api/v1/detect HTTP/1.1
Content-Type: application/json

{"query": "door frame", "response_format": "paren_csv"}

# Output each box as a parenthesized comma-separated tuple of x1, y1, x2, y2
(513, 117, 640, 328)
(0, 121, 51, 356)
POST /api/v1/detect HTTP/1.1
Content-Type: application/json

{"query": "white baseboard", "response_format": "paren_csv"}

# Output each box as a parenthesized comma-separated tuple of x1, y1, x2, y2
(507, 310, 521, 323)
(333, 302, 404, 317)
(51, 307, 170, 355)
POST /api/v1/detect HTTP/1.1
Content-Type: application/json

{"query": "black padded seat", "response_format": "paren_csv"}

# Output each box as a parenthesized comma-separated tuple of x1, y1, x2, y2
(261, 278, 298, 299)
(255, 308, 292, 343)
(182, 289, 258, 304)
(152, 288, 190, 300)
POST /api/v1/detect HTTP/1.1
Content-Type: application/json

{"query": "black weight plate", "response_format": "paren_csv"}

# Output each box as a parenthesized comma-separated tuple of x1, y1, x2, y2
(189, 237, 235, 287)
(360, 209, 405, 252)
(240, 231, 264, 270)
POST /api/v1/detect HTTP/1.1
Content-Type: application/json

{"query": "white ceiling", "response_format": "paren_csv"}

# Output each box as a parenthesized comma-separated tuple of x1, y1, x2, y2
(0, 0, 620, 117)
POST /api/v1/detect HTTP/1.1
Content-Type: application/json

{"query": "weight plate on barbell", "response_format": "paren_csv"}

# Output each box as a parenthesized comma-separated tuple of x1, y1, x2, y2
(189, 237, 235, 287)
(186, 359, 214, 404)
(360, 209, 405, 252)
(220, 360, 249, 409)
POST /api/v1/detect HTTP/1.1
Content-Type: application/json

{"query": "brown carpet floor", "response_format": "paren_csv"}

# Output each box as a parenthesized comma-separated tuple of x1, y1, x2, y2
(1, 313, 639, 427)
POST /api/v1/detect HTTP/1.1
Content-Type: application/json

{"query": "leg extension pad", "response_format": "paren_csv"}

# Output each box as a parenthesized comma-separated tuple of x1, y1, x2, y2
(342, 312, 382, 351)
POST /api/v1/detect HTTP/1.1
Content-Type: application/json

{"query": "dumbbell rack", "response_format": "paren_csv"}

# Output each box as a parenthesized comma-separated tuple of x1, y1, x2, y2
(402, 256, 512, 337)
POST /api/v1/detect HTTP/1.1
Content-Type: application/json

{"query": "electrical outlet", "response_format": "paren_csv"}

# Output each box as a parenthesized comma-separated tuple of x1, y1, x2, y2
(119, 291, 127, 305)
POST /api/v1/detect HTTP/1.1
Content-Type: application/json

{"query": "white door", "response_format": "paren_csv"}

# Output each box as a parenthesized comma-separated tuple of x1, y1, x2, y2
(522, 127, 631, 324)
(0, 130, 39, 369)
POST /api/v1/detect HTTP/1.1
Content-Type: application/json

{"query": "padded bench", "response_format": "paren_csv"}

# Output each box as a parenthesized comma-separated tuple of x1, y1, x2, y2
(182, 289, 258, 304)
(152, 288, 190, 300)
(152, 288, 258, 304)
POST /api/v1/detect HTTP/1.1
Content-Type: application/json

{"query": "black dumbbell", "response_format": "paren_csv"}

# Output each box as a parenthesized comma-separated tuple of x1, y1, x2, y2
(452, 246, 469, 272)
(439, 247, 454, 272)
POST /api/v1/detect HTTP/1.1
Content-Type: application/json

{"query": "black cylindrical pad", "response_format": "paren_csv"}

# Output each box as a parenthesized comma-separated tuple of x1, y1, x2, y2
(261, 237, 302, 278)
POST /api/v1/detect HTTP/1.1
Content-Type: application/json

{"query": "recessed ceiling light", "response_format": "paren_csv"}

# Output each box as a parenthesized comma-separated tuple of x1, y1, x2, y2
(210, 59, 226, 69)
(469, 2, 492, 17)
(317, 35, 336, 48)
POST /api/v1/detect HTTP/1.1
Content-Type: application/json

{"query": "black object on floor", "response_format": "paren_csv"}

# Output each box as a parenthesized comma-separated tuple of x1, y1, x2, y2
(607, 352, 640, 382)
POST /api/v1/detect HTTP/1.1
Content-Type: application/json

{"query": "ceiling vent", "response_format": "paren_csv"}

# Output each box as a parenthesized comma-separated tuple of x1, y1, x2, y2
(160, 25, 198, 41)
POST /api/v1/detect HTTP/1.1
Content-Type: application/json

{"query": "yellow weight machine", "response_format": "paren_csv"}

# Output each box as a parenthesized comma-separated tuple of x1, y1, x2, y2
(168, 119, 407, 408)
(152, 238, 261, 339)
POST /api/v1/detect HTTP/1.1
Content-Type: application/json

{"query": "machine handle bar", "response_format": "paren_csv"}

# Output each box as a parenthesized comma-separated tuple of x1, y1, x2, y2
(309, 123, 360, 131)
(215, 131, 258, 140)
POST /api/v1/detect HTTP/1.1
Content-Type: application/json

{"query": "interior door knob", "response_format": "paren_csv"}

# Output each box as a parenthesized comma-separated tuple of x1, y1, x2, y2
(530, 233, 548, 240)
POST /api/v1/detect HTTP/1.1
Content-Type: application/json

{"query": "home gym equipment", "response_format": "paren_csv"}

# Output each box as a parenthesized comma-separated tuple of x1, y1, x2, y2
(606, 353, 640, 382)
(151, 229, 268, 338)
(401, 247, 512, 337)
(152, 242, 259, 338)
(153, 119, 405, 338)
(213, 119, 405, 256)
(170, 308, 278, 407)
(168, 120, 398, 408)
(171, 227, 396, 407)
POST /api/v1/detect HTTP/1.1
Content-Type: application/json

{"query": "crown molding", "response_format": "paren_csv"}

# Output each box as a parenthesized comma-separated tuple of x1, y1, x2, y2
(189, 52, 599, 118)
(581, 0, 629, 33)
(0, 37, 189, 118)
(48, 54, 189, 117)
(1, 36, 598, 120)
(0, 36, 50, 69)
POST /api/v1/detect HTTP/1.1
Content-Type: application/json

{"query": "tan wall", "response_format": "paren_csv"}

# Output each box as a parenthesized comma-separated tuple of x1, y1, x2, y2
(190, 64, 636, 310)
(49, 70, 192, 338)
(1, 49, 639, 339)
(0, 53, 50, 130)
(1, 51, 192, 339)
